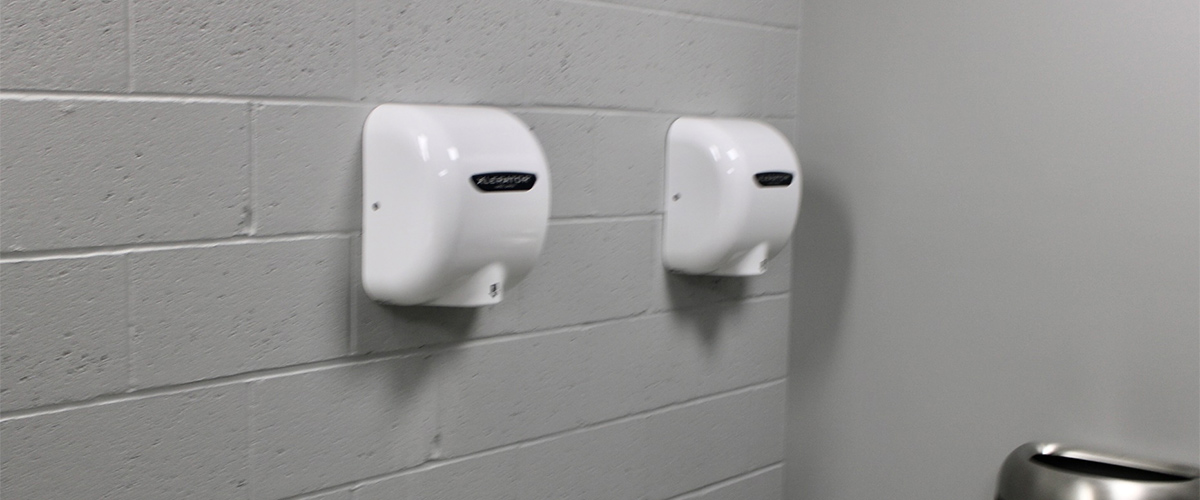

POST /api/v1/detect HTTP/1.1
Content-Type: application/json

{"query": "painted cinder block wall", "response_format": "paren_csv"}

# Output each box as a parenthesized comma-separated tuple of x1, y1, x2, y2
(0, 1, 799, 498)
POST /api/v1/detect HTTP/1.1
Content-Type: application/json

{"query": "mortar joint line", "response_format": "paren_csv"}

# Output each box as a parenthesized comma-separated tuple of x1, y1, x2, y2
(665, 462, 785, 500)
(0, 286, 788, 420)
(245, 382, 256, 500)
(123, 253, 136, 390)
(0, 91, 798, 121)
(0, 298, 789, 420)
(346, 238, 360, 355)
(548, 213, 661, 224)
(0, 350, 393, 421)
(554, 0, 798, 32)
(246, 102, 259, 236)
(0, 231, 357, 263)
(329, 377, 789, 495)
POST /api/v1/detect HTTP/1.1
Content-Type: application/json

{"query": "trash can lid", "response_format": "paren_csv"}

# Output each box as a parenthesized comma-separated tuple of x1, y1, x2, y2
(996, 442, 1199, 500)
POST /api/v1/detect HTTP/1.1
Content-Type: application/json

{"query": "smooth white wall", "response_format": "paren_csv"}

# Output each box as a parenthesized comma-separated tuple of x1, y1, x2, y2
(788, 1, 1199, 498)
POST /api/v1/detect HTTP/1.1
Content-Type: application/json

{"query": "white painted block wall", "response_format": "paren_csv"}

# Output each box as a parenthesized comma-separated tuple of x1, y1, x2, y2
(0, 0, 800, 498)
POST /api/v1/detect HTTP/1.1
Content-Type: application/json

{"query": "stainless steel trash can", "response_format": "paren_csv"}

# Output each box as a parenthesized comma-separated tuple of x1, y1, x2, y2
(997, 442, 1199, 500)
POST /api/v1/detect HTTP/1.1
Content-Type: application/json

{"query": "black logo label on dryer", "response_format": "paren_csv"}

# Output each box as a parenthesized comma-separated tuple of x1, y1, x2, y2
(754, 171, 793, 187)
(471, 172, 537, 192)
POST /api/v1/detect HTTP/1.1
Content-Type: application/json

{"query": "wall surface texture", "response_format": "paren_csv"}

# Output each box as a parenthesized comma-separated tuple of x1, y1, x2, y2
(789, 0, 1199, 498)
(0, 1, 799, 498)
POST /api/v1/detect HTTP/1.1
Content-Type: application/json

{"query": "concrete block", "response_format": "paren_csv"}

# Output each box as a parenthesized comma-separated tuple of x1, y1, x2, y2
(755, 29, 799, 117)
(589, 0, 799, 28)
(466, 219, 660, 333)
(0, 0, 128, 91)
(675, 466, 784, 500)
(433, 333, 580, 455)
(355, 0, 540, 106)
(0, 257, 128, 411)
(516, 297, 789, 417)
(514, 111, 668, 218)
(434, 298, 786, 458)
(129, 0, 355, 97)
(588, 114, 669, 213)
(129, 239, 349, 387)
(365, 297, 784, 459)
(643, 381, 787, 499)
(647, 15, 761, 116)
(433, 327, 629, 456)
(350, 236, 488, 353)
(253, 104, 371, 235)
(354, 450, 521, 500)
(561, 317, 677, 420)
(356, 0, 788, 116)
(355, 220, 659, 353)
(0, 99, 249, 251)
(249, 356, 437, 499)
(522, 1, 783, 116)
(523, 2, 661, 111)
(0, 386, 250, 499)
(516, 419, 649, 500)
(645, 297, 790, 404)
(763, 242, 796, 295)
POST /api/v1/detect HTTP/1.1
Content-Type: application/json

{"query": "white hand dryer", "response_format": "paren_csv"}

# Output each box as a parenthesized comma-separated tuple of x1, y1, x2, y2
(362, 104, 550, 306)
(663, 117, 801, 276)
